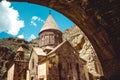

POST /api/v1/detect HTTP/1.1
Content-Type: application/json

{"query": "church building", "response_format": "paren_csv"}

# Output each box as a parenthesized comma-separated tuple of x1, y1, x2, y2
(7, 13, 88, 80)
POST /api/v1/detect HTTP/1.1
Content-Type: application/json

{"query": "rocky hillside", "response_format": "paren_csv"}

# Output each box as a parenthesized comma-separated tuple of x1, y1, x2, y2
(0, 38, 32, 79)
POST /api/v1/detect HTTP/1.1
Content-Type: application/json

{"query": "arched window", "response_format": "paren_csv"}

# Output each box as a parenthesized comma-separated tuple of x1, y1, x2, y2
(32, 59, 34, 69)
(76, 63, 80, 80)
(41, 36, 44, 46)
(50, 34, 54, 44)
(58, 63, 62, 80)
(45, 35, 49, 44)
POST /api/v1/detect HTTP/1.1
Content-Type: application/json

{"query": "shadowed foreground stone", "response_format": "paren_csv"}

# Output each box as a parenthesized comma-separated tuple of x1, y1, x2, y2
(1, 0, 119, 79)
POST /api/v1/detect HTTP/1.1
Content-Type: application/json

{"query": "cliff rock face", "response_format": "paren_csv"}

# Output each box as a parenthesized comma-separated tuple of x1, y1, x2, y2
(63, 25, 103, 77)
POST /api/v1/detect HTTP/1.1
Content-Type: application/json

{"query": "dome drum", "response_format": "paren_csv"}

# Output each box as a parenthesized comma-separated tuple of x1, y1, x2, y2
(39, 29, 62, 48)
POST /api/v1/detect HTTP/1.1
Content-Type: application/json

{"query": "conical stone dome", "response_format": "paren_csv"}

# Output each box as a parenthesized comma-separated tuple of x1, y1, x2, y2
(39, 14, 62, 48)
(40, 14, 60, 33)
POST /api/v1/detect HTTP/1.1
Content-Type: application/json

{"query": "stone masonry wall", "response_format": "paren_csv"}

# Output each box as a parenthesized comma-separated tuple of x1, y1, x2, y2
(63, 25, 103, 77)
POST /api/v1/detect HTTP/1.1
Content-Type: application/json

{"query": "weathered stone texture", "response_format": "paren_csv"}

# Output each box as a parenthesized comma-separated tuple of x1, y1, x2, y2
(63, 25, 103, 78)
(2, 0, 120, 79)
(27, 14, 87, 80)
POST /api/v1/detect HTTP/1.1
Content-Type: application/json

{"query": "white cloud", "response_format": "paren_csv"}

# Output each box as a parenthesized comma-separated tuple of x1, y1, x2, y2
(30, 16, 44, 27)
(0, 0, 24, 35)
(32, 16, 39, 20)
(31, 21, 37, 26)
(28, 34, 36, 41)
(18, 34, 24, 39)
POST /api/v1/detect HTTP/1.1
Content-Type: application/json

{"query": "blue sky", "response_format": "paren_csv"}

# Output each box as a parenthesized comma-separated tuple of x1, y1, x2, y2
(0, 1, 74, 41)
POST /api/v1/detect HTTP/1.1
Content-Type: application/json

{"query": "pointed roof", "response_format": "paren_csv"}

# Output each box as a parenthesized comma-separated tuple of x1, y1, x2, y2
(17, 46, 24, 52)
(40, 14, 60, 32)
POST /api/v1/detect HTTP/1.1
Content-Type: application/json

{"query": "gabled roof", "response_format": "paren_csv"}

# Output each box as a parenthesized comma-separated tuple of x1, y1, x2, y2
(47, 40, 86, 63)
(17, 46, 24, 52)
(47, 41, 66, 55)
(33, 47, 46, 56)
(40, 14, 60, 32)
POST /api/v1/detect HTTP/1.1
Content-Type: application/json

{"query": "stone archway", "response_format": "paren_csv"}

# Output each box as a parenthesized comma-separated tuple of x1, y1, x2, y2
(3, 0, 120, 79)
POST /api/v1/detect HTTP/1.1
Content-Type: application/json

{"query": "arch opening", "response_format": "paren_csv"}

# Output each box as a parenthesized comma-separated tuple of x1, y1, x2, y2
(0, 0, 119, 80)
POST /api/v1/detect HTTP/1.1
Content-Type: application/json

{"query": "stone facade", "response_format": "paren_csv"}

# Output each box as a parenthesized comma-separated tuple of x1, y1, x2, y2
(39, 30, 62, 48)
(7, 64, 14, 80)
(28, 41, 87, 80)
(13, 61, 28, 80)
(63, 25, 103, 79)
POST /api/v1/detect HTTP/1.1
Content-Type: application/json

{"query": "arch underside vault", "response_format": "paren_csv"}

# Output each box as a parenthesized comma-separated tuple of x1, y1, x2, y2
(2, 0, 120, 79)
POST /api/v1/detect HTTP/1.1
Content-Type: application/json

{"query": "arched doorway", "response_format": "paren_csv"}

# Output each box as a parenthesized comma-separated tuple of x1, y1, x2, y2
(1, 0, 120, 79)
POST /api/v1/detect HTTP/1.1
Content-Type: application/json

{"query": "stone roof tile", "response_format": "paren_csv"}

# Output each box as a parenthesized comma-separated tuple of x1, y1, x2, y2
(33, 47, 46, 56)
(40, 14, 60, 32)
